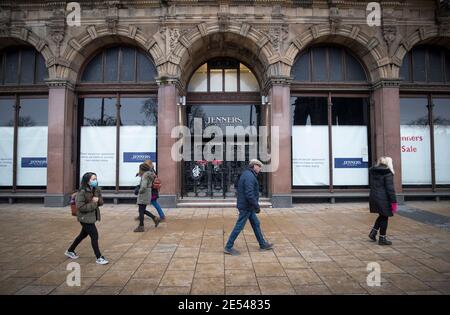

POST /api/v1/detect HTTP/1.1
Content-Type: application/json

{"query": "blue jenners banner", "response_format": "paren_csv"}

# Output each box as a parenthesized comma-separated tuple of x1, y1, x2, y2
(123, 152, 156, 163)
(21, 157, 47, 168)
(334, 158, 368, 169)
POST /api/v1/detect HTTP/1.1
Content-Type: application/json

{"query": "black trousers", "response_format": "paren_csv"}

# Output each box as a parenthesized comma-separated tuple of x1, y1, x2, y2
(373, 215, 389, 236)
(138, 204, 156, 226)
(68, 222, 101, 259)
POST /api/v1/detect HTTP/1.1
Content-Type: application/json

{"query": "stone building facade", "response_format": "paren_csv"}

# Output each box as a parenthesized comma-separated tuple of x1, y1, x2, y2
(0, 0, 449, 207)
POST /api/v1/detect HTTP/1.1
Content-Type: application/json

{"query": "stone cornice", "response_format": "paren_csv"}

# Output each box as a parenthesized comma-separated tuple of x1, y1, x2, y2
(371, 79, 402, 90)
(45, 79, 75, 90)
(155, 76, 183, 90)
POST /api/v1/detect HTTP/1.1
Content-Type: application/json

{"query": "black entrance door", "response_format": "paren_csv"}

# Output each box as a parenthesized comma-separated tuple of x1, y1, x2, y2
(181, 104, 267, 198)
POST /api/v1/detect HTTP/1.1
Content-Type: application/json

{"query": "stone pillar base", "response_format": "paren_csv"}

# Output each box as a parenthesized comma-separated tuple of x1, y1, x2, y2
(45, 194, 71, 207)
(272, 195, 292, 208)
(158, 195, 178, 208)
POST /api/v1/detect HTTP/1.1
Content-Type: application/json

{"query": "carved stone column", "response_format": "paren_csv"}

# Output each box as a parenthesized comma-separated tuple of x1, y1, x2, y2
(372, 80, 403, 198)
(156, 77, 180, 207)
(267, 77, 292, 208)
(45, 80, 76, 207)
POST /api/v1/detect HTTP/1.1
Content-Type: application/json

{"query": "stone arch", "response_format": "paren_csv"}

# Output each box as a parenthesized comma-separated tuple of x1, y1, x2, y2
(60, 24, 164, 83)
(285, 25, 389, 83)
(392, 27, 450, 78)
(0, 27, 56, 79)
(165, 21, 278, 90)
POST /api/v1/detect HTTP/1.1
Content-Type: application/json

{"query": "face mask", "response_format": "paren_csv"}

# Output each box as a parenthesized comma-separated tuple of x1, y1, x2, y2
(89, 180, 98, 188)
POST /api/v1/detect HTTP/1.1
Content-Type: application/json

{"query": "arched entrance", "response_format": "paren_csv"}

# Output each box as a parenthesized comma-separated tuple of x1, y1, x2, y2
(181, 58, 268, 199)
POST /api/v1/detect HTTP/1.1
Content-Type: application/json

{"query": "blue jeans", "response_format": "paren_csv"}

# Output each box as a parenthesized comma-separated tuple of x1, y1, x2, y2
(151, 199, 165, 219)
(225, 209, 266, 249)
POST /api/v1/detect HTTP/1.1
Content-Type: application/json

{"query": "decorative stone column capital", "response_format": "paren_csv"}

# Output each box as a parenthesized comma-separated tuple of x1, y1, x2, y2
(155, 76, 183, 91)
(45, 79, 75, 91)
(264, 76, 292, 93)
(372, 79, 401, 90)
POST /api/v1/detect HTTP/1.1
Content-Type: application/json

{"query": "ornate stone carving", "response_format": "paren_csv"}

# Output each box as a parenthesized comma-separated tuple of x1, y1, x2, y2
(218, 3, 230, 32)
(258, 24, 288, 53)
(382, 7, 398, 50)
(436, 0, 450, 36)
(329, 6, 341, 34)
(383, 25, 397, 48)
(105, 1, 120, 34)
(0, 18, 11, 37)
(0, 4, 11, 37)
(106, 15, 119, 34)
(160, 25, 191, 55)
(46, 8, 65, 56)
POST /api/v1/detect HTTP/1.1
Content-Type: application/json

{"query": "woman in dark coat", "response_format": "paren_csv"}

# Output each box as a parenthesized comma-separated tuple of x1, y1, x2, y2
(368, 157, 398, 245)
(65, 172, 109, 264)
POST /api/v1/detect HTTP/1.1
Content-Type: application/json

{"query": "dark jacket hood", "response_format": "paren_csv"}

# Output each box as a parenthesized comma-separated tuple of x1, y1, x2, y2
(370, 165, 392, 175)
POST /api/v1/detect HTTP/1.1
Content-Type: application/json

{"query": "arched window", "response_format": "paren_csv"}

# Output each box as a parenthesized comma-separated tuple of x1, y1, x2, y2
(291, 46, 367, 82)
(0, 47, 48, 190)
(291, 46, 370, 190)
(80, 46, 157, 83)
(77, 45, 158, 190)
(0, 47, 47, 85)
(188, 59, 259, 92)
(400, 45, 450, 83)
(399, 45, 450, 188)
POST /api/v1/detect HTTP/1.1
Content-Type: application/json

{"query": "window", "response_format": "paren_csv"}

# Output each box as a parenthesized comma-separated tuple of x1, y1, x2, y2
(434, 98, 450, 185)
(401, 96, 450, 187)
(0, 99, 15, 187)
(17, 98, 48, 186)
(78, 96, 157, 188)
(81, 46, 156, 83)
(292, 97, 329, 186)
(0, 97, 48, 188)
(400, 98, 431, 185)
(291, 96, 369, 187)
(331, 98, 369, 186)
(0, 47, 48, 85)
(400, 46, 450, 83)
(0, 46, 48, 190)
(187, 59, 259, 92)
(291, 46, 368, 82)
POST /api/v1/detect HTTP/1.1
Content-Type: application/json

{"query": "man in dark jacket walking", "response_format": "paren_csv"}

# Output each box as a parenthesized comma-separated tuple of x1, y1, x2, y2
(224, 159, 273, 255)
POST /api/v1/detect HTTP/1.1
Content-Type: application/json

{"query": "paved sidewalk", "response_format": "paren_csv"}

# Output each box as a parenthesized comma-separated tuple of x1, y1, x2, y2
(0, 202, 449, 295)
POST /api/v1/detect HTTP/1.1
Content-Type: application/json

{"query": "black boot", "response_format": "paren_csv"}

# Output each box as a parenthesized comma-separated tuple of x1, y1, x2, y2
(153, 216, 160, 228)
(378, 235, 392, 246)
(368, 228, 378, 242)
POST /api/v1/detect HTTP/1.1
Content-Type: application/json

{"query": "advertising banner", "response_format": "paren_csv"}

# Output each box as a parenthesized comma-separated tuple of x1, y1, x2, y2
(332, 126, 369, 186)
(16, 127, 48, 186)
(0, 127, 14, 186)
(119, 126, 157, 186)
(400, 125, 432, 185)
(292, 126, 329, 186)
(80, 126, 116, 186)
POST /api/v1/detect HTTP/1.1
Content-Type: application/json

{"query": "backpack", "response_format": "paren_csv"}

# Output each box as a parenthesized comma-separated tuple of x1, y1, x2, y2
(152, 177, 162, 190)
(70, 192, 78, 216)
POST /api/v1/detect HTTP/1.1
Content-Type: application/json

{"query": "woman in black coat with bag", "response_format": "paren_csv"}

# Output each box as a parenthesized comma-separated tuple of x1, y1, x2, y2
(368, 156, 398, 246)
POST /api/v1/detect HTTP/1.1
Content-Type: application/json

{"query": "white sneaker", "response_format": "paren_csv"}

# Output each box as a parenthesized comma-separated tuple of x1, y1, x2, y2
(64, 250, 79, 259)
(96, 256, 109, 265)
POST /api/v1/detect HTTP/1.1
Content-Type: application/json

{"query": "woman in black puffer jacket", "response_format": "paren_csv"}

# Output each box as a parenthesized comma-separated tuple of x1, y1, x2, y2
(368, 156, 398, 246)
